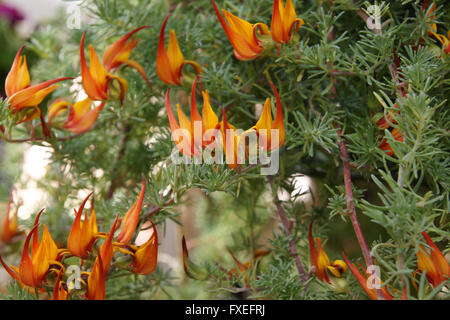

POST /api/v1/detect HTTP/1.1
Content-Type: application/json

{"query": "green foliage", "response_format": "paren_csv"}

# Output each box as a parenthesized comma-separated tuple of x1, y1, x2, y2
(0, 0, 449, 300)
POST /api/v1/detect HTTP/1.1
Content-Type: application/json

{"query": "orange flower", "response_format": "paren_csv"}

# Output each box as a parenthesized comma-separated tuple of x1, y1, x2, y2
(4, 46, 71, 120)
(166, 77, 218, 157)
(117, 178, 146, 244)
(250, 82, 284, 151)
(80, 26, 151, 104)
(431, 30, 450, 55)
(48, 98, 105, 134)
(308, 221, 347, 284)
(212, 0, 270, 60)
(219, 108, 241, 169)
(224, 249, 269, 287)
(130, 221, 158, 275)
(52, 271, 68, 300)
(157, 15, 202, 85)
(86, 249, 106, 300)
(416, 231, 450, 288)
(308, 221, 331, 283)
(1, 210, 62, 289)
(342, 251, 393, 300)
(102, 26, 152, 89)
(378, 128, 404, 156)
(271, 0, 304, 44)
(98, 213, 120, 274)
(67, 192, 98, 259)
(85, 214, 119, 300)
(1, 192, 19, 243)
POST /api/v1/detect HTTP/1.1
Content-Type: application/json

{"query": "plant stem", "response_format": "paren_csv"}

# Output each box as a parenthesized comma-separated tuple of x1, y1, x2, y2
(267, 176, 308, 282)
(336, 127, 374, 268)
(142, 198, 175, 221)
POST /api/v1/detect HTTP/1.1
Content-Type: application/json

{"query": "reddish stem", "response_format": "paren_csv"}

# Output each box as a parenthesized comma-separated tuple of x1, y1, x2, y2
(336, 127, 373, 268)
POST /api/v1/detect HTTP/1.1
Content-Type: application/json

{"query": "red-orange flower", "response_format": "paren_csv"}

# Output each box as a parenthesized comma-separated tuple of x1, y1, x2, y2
(130, 221, 158, 275)
(166, 77, 220, 157)
(67, 192, 98, 259)
(47, 98, 105, 134)
(98, 213, 120, 274)
(85, 214, 120, 300)
(157, 15, 202, 85)
(86, 249, 106, 300)
(5, 46, 71, 121)
(247, 82, 285, 151)
(431, 30, 450, 55)
(117, 178, 146, 244)
(378, 128, 404, 156)
(52, 271, 68, 300)
(212, 0, 270, 60)
(219, 108, 241, 169)
(271, 0, 304, 44)
(415, 231, 450, 288)
(1, 192, 19, 243)
(342, 251, 393, 300)
(308, 221, 347, 284)
(80, 26, 151, 104)
(0, 210, 63, 289)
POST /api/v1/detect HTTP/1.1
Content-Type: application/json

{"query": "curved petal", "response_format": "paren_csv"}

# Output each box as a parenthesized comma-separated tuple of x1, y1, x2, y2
(117, 179, 146, 244)
(5, 46, 30, 97)
(80, 32, 108, 101)
(102, 25, 150, 71)
(132, 221, 158, 275)
(157, 15, 182, 85)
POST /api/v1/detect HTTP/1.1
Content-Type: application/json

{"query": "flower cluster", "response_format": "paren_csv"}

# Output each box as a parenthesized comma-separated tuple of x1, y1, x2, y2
(212, 0, 304, 60)
(165, 77, 284, 169)
(0, 180, 158, 300)
(2, 26, 151, 139)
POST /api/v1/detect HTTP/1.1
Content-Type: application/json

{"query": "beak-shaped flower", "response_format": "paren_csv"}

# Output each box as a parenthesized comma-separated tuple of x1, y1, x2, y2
(102, 25, 152, 89)
(1, 192, 19, 243)
(250, 82, 285, 151)
(19, 223, 59, 288)
(271, 0, 304, 44)
(165, 77, 206, 157)
(431, 30, 450, 55)
(342, 251, 393, 300)
(157, 15, 202, 85)
(308, 221, 331, 283)
(85, 214, 119, 300)
(212, 0, 270, 61)
(416, 231, 450, 288)
(67, 192, 98, 259)
(98, 213, 120, 274)
(86, 248, 106, 300)
(131, 221, 158, 275)
(0, 210, 55, 291)
(80, 27, 150, 105)
(48, 98, 105, 134)
(225, 249, 270, 286)
(219, 108, 241, 169)
(52, 271, 68, 300)
(5, 46, 71, 117)
(117, 179, 146, 244)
